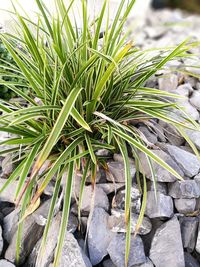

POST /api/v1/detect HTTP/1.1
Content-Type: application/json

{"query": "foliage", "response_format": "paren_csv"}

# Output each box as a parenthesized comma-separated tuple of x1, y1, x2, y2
(0, 40, 27, 99)
(0, 0, 199, 266)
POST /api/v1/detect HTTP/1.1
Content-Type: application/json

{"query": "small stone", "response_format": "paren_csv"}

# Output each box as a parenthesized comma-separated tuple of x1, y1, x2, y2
(147, 181, 167, 195)
(195, 224, 200, 254)
(108, 209, 152, 235)
(81, 185, 109, 212)
(0, 225, 3, 256)
(97, 183, 124, 195)
(103, 259, 116, 267)
(168, 180, 200, 199)
(107, 233, 146, 267)
(164, 124, 184, 146)
(138, 126, 158, 144)
(67, 213, 78, 233)
(176, 84, 193, 97)
(184, 58, 200, 76)
(158, 73, 178, 92)
(185, 129, 200, 150)
(60, 232, 91, 267)
(88, 207, 114, 265)
(174, 198, 196, 214)
(149, 216, 185, 267)
(164, 145, 200, 177)
(0, 178, 18, 203)
(139, 150, 184, 182)
(145, 191, 174, 218)
(106, 161, 136, 183)
(0, 260, 15, 267)
(1, 155, 14, 177)
(179, 217, 199, 252)
(179, 100, 199, 121)
(3, 208, 19, 243)
(134, 258, 154, 267)
(190, 90, 200, 110)
(113, 184, 141, 213)
(184, 252, 200, 267)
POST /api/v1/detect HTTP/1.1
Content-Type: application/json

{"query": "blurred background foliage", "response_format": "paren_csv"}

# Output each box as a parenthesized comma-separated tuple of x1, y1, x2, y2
(152, 0, 200, 13)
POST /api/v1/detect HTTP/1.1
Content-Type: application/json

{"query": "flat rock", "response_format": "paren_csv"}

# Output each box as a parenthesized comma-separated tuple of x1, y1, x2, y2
(174, 198, 196, 214)
(145, 191, 174, 218)
(60, 232, 91, 267)
(1, 155, 14, 177)
(138, 126, 158, 144)
(179, 217, 199, 252)
(163, 124, 184, 146)
(176, 84, 193, 97)
(163, 145, 200, 177)
(149, 216, 185, 267)
(35, 212, 61, 267)
(158, 73, 178, 92)
(195, 223, 200, 254)
(168, 180, 200, 199)
(108, 209, 152, 235)
(139, 150, 184, 182)
(147, 181, 167, 195)
(81, 185, 109, 212)
(113, 184, 141, 213)
(190, 90, 200, 110)
(103, 259, 116, 267)
(97, 183, 124, 195)
(180, 100, 200, 121)
(88, 207, 114, 265)
(4, 201, 51, 265)
(3, 208, 19, 243)
(134, 258, 154, 267)
(0, 225, 3, 256)
(0, 178, 18, 203)
(0, 260, 15, 267)
(107, 233, 146, 267)
(184, 252, 200, 267)
(106, 161, 136, 183)
(185, 129, 200, 150)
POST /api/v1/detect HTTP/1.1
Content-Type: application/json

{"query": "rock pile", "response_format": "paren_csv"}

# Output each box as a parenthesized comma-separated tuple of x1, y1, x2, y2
(1, 7, 200, 267)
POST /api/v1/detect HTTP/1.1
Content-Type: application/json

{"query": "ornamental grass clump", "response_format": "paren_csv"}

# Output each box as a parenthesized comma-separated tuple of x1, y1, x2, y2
(0, 0, 199, 266)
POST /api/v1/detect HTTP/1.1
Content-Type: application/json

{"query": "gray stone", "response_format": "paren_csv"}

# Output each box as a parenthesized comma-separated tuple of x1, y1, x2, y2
(164, 145, 200, 177)
(1, 155, 14, 177)
(158, 73, 178, 92)
(97, 183, 124, 195)
(138, 126, 158, 144)
(190, 90, 200, 110)
(195, 224, 200, 254)
(0, 225, 3, 256)
(113, 184, 141, 213)
(174, 198, 196, 214)
(0, 178, 18, 203)
(81, 185, 109, 212)
(179, 217, 199, 252)
(164, 124, 184, 146)
(149, 216, 185, 267)
(67, 213, 78, 233)
(147, 181, 167, 195)
(4, 201, 51, 265)
(107, 233, 146, 267)
(88, 207, 114, 265)
(60, 232, 90, 267)
(184, 58, 200, 76)
(108, 209, 152, 235)
(184, 252, 200, 267)
(3, 208, 19, 243)
(139, 150, 184, 182)
(106, 161, 136, 183)
(0, 260, 16, 267)
(185, 129, 200, 150)
(145, 191, 174, 218)
(168, 180, 200, 199)
(34, 212, 76, 267)
(103, 259, 116, 267)
(180, 100, 200, 121)
(176, 84, 193, 97)
(134, 258, 154, 267)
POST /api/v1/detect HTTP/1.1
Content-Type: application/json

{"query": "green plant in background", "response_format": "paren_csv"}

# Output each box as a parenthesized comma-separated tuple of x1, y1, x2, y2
(0, 40, 27, 100)
(0, 0, 199, 266)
